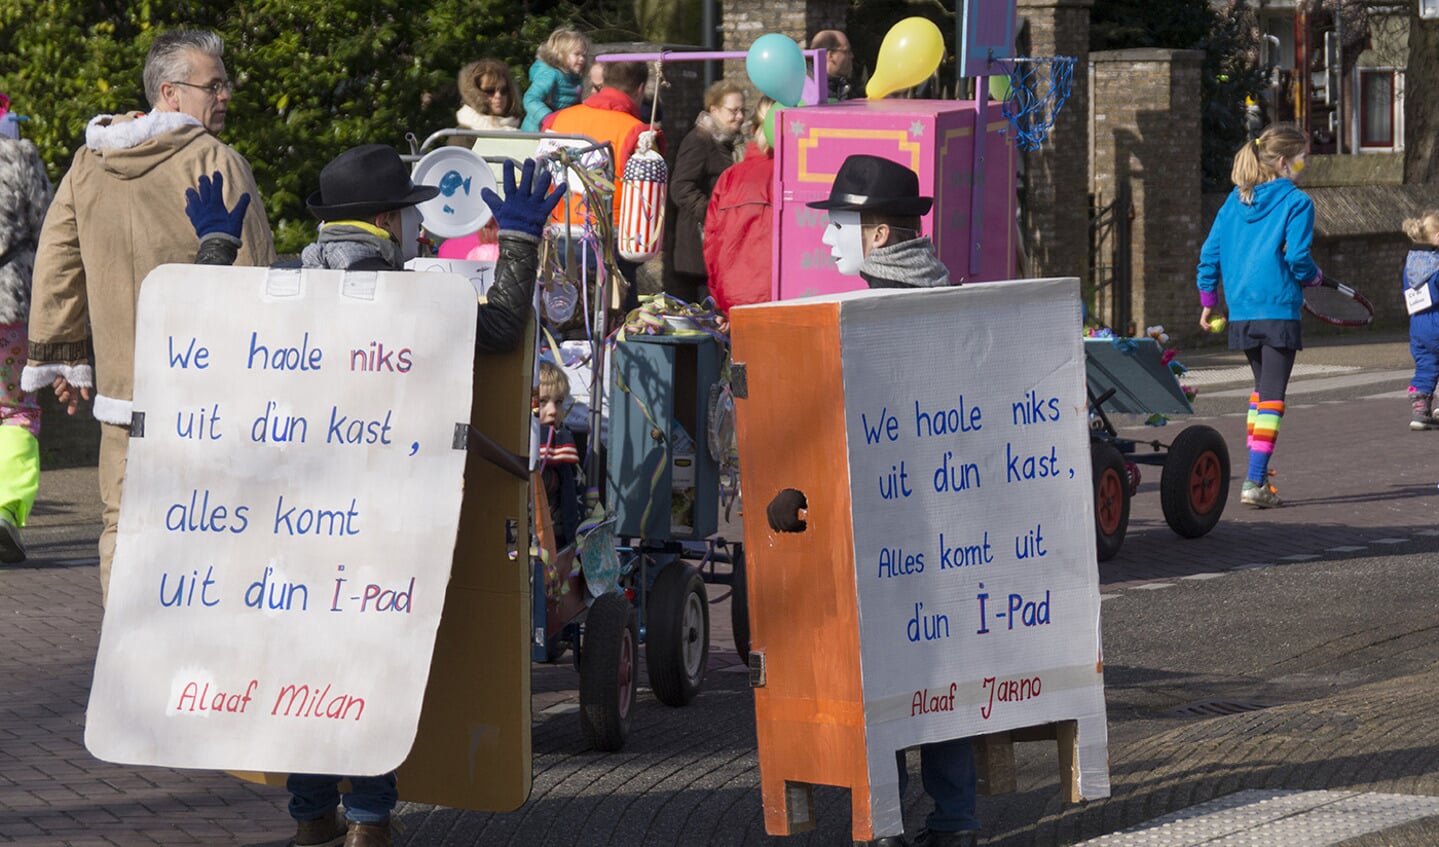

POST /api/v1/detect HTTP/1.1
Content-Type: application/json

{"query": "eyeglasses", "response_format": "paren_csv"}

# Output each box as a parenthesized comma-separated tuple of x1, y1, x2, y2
(170, 79, 233, 96)
(480, 87, 507, 97)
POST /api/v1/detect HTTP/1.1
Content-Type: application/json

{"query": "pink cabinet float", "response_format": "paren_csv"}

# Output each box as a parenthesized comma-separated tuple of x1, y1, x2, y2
(771, 98, 1017, 301)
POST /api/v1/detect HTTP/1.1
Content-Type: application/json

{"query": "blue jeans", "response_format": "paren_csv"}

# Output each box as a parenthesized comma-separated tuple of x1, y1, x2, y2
(896, 738, 981, 833)
(1411, 309, 1439, 394)
(287, 772, 397, 824)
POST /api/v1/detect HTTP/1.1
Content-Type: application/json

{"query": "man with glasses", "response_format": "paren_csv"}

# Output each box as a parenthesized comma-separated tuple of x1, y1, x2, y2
(811, 29, 857, 101)
(23, 28, 274, 605)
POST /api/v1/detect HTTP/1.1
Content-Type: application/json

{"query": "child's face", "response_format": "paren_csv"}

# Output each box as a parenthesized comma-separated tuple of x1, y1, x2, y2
(536, 390, 565, 427)
(566, 49, 588, 75)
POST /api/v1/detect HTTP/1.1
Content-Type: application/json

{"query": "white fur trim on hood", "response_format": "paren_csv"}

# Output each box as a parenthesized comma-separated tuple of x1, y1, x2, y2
(456, 106, 519, 132)
(86, 110, 202, 152)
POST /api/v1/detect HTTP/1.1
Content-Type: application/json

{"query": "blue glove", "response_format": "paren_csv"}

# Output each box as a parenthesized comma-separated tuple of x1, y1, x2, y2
(185, 171, 251, 240)
(481, 159, 566, 239)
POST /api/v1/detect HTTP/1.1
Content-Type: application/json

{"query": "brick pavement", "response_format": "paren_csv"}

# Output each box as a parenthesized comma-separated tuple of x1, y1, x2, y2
(4, 338, 1439, 846)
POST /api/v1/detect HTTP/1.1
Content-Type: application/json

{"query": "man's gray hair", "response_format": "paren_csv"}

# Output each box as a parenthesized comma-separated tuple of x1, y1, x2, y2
(143, 29, 225, 107)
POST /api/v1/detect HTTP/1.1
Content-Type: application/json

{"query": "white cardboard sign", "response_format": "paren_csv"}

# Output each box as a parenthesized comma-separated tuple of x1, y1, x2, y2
(406, 256, 495, 297)
(837, 279, 1110, 829)
(85, 265, 477, 776)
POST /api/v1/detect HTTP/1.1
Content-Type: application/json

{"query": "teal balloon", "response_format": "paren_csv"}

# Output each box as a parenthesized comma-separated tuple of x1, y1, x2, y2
(747, 34, 807, 107)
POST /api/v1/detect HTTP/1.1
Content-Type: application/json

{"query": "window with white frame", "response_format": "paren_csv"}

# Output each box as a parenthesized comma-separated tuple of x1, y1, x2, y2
(1359, 69, 1396, 149)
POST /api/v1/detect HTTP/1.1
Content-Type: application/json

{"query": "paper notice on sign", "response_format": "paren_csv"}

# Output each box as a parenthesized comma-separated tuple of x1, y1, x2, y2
(84, 264, 477, 777)
(834, 280, 1108, 828)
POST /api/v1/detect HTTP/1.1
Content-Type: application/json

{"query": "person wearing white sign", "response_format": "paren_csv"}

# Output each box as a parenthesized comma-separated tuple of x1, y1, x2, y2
(187, 143, 563, 847)
(22, 29, 276, 604)
(805, 154, 979, 847)
(1401, 210, 1439, 431)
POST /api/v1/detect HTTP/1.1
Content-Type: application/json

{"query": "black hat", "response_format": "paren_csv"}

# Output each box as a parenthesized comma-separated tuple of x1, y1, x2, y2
(806, 154, 933, 216)
(306, 144, 439, 220)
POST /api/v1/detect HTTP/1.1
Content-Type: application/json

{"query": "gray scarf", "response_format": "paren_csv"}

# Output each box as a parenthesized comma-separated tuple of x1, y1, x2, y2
(859, 237, 949, 288)
(695, 111, 744, 163)
(300, 224, 402, 270)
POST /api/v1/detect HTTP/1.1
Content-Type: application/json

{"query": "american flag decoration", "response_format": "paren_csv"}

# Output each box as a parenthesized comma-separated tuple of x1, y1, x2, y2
(617, 130, 666, 262)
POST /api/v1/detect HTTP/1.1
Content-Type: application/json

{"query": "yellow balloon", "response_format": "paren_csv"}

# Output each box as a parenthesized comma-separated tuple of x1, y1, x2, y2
(866, 17, 945, 100)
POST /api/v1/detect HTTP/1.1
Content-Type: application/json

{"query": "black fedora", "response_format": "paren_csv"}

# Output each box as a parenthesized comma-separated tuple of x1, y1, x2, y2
(806, 154, 933, 216)
(306, 144, 439, 220)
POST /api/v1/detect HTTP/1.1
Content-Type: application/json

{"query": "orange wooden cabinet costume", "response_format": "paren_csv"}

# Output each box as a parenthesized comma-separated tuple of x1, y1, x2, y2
(730, 279, 1110, 841)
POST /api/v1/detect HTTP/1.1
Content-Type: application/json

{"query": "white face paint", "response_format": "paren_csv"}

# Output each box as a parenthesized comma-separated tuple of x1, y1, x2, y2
(821, 210, 866, 276)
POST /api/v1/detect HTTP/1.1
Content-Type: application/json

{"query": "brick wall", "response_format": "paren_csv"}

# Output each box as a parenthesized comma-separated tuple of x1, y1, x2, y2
(718, 0, 846, 89)
(1016, 0, 1094, 284)
(1313, 235, 1408, 330)
(1090, 48, 1205, 342)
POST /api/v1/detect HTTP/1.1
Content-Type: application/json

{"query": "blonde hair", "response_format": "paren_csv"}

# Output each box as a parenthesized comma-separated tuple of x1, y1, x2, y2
(704, 79, 744, 111)
(538, 360, 571, 401)
(1403, 210, 1439, 244)
(538, 27, 590, 70)
(1231, 123, 1308, 204)
(750, 95, 775, 152)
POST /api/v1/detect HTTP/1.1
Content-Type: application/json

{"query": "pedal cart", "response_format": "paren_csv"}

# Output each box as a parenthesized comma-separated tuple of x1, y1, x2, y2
(405, 127, 744, 752)
(1084, 336, 1230, 561)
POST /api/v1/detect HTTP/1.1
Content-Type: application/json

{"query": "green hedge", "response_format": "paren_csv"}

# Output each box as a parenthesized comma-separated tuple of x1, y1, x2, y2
(0, 0, 568, 253)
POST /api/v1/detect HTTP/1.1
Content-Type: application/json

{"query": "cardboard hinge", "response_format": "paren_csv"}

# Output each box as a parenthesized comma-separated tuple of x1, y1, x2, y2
(731, 363, 748, 399)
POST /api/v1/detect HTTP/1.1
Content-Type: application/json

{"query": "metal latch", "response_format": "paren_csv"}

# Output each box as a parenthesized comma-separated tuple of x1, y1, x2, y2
(731, 363, 748, 399)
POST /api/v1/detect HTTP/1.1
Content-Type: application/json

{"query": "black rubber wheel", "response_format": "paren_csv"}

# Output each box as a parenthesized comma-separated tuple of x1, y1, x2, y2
(645, 563, 709, 707)
(578, 592, 637, 751)
(1161, 425, 1230, 538)
(1091, 440, 1130, 562)
(729, 543, 750, 660)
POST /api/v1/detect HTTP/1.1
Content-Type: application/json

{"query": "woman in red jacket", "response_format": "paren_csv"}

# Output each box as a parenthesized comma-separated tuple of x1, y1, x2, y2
(704, 96, 775, 319)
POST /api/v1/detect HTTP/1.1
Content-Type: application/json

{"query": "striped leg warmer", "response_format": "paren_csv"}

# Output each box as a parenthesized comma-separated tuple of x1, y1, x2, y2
(1246, 399, 1284, 483)
(1245, 392, 1259, 449)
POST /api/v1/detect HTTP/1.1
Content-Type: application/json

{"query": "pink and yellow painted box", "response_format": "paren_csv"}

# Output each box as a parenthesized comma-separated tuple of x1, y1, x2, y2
(772, 98, 1017, 301)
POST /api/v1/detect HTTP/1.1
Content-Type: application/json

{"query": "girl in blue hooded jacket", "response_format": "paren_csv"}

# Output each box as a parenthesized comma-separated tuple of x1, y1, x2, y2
(522, 27, 589, 133)
(1196, 123, 1321, 509)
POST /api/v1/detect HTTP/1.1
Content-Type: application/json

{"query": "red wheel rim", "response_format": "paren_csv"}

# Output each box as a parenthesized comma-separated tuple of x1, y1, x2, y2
(617, 629, 634, 717)
(1187, 451, 1222, 514)
(1097, 469, 1124, 535)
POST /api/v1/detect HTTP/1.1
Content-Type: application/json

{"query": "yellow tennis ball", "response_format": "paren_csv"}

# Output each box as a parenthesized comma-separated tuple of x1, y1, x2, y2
(1209, 317, 1227, 334)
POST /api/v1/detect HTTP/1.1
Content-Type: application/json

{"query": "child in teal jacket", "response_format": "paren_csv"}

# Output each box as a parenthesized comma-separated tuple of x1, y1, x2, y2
(522, 28, 589, 132)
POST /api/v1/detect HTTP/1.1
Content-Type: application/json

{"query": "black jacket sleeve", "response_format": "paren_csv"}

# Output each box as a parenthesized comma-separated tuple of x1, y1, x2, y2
(476, 233, 538, 354)
(195, 233, 241, 266)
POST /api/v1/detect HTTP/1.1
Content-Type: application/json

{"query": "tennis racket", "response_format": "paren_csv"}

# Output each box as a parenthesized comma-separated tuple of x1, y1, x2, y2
(1301, 276, 1374, 327)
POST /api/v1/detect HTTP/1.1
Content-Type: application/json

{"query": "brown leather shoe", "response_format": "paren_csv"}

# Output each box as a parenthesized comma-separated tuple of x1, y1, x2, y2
(292, 809, 345, 846)
(344, 820, 392, 847)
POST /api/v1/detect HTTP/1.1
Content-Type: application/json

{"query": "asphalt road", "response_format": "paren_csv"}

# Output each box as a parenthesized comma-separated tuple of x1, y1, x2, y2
(5, 329, 1439, 846)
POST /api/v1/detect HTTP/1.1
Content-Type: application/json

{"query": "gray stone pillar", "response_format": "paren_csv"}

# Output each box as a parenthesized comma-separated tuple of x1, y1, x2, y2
(1015, 0, 1094, 287)
(1089, 48, 1204, 340)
